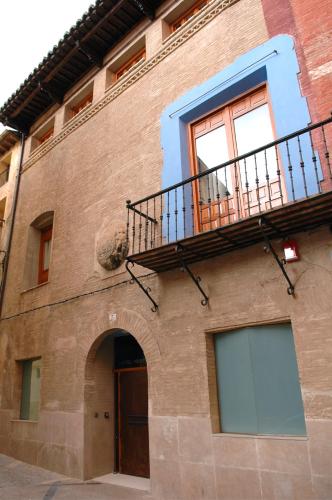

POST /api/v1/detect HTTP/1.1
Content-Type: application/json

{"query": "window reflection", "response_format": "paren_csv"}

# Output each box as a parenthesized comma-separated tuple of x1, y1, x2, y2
(234, 104, 277, 189)
(195, 125, 232, 202)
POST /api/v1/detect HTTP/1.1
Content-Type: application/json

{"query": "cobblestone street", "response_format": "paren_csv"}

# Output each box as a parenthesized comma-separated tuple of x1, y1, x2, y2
(0, 454, 153, 500)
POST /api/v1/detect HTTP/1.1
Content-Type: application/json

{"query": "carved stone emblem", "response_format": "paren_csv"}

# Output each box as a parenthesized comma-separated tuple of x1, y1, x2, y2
(96, 227, 128, 270)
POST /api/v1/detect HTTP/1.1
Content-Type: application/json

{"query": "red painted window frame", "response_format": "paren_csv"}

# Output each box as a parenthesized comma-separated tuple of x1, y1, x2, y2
(114, 49, 146, 81)
(70, 93, 93, 118)
(38, 225, 52, 284)
(171, 0, 208, 32)
(39, 127, 54, 145)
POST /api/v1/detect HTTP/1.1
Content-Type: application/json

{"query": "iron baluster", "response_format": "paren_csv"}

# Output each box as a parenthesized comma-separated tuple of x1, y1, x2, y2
(275, 145, 284, 205)
(207, 173, 212, 231)
(175, 188, 178, 241)
(297, 135, 308, 197)
(254, 153, 261, 213)
(264, 149, 272, 210)
(138, 203, 142, 253)
(190, 182, 195, 236)
(321, 125, 332, 180)
(132, 210, 136, 255)
(160, 195, 163, 246)
(126, 200, 131, 248)
(167, 191, 170, 244)
(286, 140, 295, 201)
(243, 157, 251, 217)
(144, 200, 149, 250)
(216, 170, 222, 227)
(224, 166, 231, 225)
(309, 130, 321, 194)
(198, 175, 204, 230)
(234, 161, 241, 221)
(182, 184, 186, 238)
(152, 197, 156, 248)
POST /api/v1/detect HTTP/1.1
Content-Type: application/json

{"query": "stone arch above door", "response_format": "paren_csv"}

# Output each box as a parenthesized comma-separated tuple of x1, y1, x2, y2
(84, 308, 161, 375)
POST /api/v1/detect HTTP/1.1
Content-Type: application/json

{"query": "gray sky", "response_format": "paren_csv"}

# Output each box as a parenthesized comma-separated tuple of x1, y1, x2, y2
(0, 0, 95, 133)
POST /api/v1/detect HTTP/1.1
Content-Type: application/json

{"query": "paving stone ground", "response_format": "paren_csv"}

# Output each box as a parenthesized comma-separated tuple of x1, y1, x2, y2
(0, 454, 153, 500)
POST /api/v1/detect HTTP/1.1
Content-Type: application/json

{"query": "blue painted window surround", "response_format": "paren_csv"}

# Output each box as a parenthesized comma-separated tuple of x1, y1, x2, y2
(161, 35, 320, 203)
(215, 324, 306, 436)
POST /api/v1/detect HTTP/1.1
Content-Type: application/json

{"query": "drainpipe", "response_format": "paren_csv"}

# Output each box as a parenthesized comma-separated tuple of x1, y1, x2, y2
(0, 131, 26, 317)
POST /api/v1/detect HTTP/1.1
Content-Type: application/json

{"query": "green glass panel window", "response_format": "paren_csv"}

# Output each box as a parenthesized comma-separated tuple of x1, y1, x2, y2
(215, 324, 306, 436)
(20, 358, 41, 420)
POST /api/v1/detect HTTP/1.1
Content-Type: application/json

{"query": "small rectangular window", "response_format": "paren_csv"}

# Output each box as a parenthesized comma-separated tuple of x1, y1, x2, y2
(20, 358, 41, 421)
(114, 49, 146, 81)
(39, 127, 54, 145)
(171, 0, 208, 32)
(215, 324, 306, 436)
(70, 93, 93, 118)
(38, 225, 52, 284)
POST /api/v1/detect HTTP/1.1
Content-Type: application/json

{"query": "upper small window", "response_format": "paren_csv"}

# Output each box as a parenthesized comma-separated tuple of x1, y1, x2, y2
(0, 153, 11, 187)
(20, 358, 41, 421)
(114, 48, 146, 82)
(70, 93, 93, 118)
(30, 118, 55, 154)
(171, 0, 208, 32)
(39, 127, 54, 145)
(65, 83, 94, 123)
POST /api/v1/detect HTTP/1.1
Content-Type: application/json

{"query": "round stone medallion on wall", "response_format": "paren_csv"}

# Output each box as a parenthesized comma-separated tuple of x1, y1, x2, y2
(96, 222, 128, 271)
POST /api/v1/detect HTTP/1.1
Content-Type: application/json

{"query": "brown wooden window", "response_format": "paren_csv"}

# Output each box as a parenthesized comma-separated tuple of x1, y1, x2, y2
(39, 127, 54, 145)
(38, 225, 52, 284)
(70, 93, 93, 118)
(114, 49, 146, 81)
(171, 0, 208, 32)
(190, 86, 286, 230)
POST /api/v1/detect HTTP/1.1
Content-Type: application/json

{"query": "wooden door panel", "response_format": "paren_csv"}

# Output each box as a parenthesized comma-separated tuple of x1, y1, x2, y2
(119, 369, 149, 478)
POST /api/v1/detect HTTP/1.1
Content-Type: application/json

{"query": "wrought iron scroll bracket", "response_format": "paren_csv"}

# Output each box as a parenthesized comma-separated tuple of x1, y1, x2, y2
(125, 260, 158, 312)
(258, 217, 295, 296)
(176, 246, 209, 306)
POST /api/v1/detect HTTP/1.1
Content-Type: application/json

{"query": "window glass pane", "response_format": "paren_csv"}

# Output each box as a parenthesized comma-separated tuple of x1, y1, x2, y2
(29, 359, 41, 420)
(234, 104, 277, 188)
(20, 359, 41, 420)
(43, 238, 51, 271)
(215, 329, 257, 434)
(195, 125, 232, 200)
(215, 324, 306, 436)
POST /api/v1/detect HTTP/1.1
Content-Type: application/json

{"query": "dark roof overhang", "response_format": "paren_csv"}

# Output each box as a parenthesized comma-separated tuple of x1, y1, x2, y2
(0, 130, 20, 157)
(0, 0, 163, 134)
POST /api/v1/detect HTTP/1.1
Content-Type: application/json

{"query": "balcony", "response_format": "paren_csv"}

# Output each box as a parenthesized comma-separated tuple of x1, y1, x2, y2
(126, 117, 332, 274)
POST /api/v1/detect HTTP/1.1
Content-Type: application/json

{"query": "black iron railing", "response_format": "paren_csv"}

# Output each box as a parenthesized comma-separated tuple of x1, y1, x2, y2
(127, 117, 332, 256)
(0, 169, 9, 188)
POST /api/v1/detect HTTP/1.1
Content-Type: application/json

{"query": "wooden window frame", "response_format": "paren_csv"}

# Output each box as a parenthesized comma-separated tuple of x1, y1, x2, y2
(39, 127, 54, 145)
(189, 85, 286, 231)
(38, 225, 52, 284)
(171, 0, 208, 32)
(70, 93, 93, 118)
(114, 49, 146, 82)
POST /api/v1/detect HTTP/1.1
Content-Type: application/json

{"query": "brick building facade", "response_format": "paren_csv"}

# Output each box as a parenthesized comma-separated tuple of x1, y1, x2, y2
(0, 0, 331, 498)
